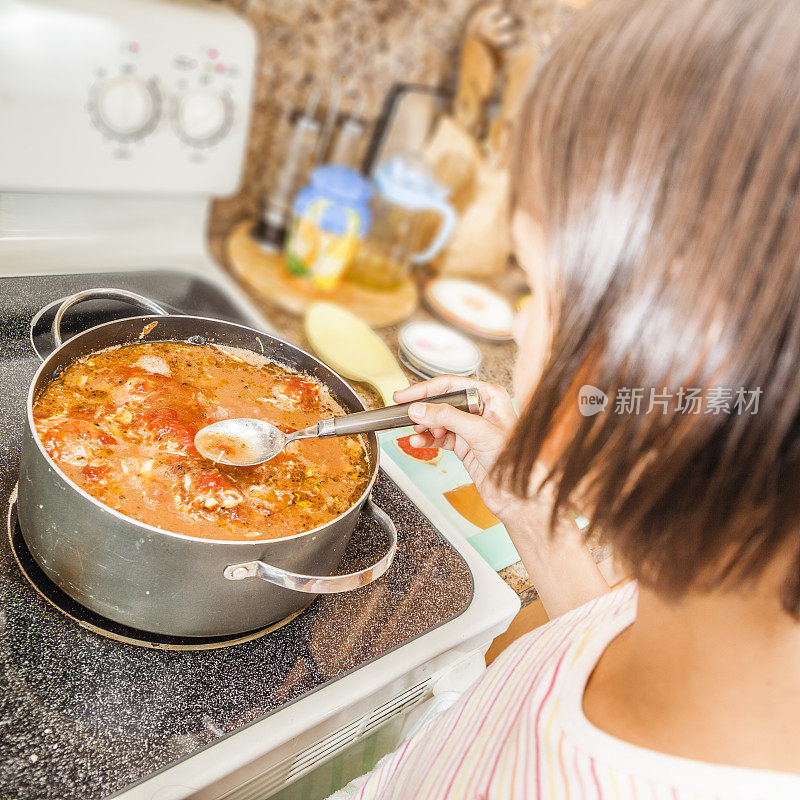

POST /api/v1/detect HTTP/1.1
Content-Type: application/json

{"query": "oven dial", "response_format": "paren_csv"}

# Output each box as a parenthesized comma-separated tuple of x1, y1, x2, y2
(174, 89, 233, 146)
(94, 76, 160, 139)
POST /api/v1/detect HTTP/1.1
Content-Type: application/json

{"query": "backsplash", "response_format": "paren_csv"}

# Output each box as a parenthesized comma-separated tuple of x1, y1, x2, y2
(209, 0, 574, 239)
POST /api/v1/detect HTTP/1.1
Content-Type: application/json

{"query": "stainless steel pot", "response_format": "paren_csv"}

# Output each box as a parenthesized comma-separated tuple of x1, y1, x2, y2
(18, 289, 396, 637)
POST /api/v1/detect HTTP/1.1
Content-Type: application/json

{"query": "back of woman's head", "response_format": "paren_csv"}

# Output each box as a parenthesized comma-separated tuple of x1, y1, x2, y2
(504, 0, 800, 613)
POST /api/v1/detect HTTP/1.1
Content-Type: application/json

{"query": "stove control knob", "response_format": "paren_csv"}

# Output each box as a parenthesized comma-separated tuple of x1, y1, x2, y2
(95, 76, 159, 138)
(175, 89, 232, 146)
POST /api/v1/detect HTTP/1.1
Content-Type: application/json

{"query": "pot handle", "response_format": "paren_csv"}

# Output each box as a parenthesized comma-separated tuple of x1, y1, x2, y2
(223, 498, 397, 593)
(52, 288, 169, 348)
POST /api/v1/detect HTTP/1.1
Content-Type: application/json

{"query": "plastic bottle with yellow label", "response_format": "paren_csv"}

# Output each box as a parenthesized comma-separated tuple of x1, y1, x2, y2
(285, 165, 372, 291)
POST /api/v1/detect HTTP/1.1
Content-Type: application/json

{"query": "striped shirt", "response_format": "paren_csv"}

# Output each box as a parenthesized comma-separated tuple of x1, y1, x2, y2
(353, 582, 800, 799)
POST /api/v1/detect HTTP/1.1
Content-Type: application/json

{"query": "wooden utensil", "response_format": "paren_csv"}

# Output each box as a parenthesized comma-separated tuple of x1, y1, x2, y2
(454, 1, 519, 137)
(421, 1, 526, 278)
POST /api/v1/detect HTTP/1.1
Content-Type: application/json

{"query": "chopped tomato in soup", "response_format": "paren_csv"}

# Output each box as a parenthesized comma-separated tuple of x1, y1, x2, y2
(33, 342, 369, 541)
(280, 376, 320, 411)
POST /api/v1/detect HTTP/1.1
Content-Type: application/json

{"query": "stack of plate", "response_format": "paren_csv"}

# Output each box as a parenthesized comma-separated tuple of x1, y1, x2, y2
(398, 321, 482, 379)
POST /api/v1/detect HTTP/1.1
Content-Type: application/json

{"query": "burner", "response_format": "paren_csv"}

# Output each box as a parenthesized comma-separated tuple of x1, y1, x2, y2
(7, 492, 306, 650)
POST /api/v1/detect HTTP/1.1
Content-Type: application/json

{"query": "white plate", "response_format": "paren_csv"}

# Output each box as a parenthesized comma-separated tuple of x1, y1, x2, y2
(424, 278, 515, 341)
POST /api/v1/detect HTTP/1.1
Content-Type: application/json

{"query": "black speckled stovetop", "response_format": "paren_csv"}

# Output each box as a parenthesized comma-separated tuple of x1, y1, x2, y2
(0, 274, 473, 800)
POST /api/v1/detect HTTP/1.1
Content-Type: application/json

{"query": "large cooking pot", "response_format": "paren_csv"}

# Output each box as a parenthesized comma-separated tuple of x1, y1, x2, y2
(18, 289, 397, 637)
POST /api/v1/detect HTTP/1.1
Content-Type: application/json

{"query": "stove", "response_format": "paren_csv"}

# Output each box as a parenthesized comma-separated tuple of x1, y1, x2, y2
(0, 273, 518, 800)
(0, 3, 519, 797)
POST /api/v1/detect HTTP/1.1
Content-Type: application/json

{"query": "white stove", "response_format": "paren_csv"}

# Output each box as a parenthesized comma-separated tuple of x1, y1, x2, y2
(0, 2, 520, 798)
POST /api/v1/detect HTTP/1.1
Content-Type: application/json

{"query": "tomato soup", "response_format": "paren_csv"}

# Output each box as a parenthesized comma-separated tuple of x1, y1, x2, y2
(32, 342, 370, 541)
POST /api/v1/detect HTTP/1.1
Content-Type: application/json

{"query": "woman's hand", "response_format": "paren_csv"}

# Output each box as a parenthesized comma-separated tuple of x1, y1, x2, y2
(396, 376, 610, 616)
(394, 376, 520, 522)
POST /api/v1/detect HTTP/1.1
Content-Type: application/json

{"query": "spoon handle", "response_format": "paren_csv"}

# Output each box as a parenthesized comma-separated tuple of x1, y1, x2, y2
(318, 388, 483, 437)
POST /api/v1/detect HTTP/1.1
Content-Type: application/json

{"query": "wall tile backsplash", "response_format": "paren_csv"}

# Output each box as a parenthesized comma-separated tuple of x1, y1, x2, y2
(210, 0, 574, 239)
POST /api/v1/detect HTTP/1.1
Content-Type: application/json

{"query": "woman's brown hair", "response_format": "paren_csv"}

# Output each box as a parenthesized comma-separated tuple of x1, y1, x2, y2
(500, 0, 800, 613)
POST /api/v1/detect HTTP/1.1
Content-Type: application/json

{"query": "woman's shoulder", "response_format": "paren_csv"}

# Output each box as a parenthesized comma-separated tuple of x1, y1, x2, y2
(492, 581, 638, 677)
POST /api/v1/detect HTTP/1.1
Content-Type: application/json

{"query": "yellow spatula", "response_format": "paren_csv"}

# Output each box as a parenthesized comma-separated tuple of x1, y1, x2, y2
(305, 302, 409, 405)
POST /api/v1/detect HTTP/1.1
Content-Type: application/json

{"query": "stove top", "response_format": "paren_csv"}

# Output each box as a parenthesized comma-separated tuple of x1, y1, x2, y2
(0, 273, 474, 800)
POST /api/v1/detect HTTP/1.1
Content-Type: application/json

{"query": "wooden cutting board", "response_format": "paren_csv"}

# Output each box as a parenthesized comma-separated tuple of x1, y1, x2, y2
(225, 220, 418, 327)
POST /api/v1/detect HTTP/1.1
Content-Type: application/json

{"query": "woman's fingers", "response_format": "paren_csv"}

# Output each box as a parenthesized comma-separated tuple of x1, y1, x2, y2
(408, 400, 495, 449)
(393, 375, 479, 403)
(413, 424, 452, 441)
(396, 378, 515, 468)
(409, 431, 457, 451)
(408, 432, 434, 448)
(395, 377, 515, 424)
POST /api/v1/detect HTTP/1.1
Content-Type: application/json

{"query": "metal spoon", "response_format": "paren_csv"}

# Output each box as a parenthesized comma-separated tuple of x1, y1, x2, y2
(194, 388, 483, 467)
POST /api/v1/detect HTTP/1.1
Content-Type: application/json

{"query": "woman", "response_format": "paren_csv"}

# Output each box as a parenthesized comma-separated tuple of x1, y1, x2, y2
(349, 0, 800, 796)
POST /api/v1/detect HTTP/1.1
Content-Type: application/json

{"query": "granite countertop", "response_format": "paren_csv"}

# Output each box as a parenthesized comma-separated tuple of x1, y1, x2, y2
(210, 233, 546, 604)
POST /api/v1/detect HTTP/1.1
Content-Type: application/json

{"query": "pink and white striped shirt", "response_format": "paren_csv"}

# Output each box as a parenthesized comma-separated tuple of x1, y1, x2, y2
(353, 582, 800, 799)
